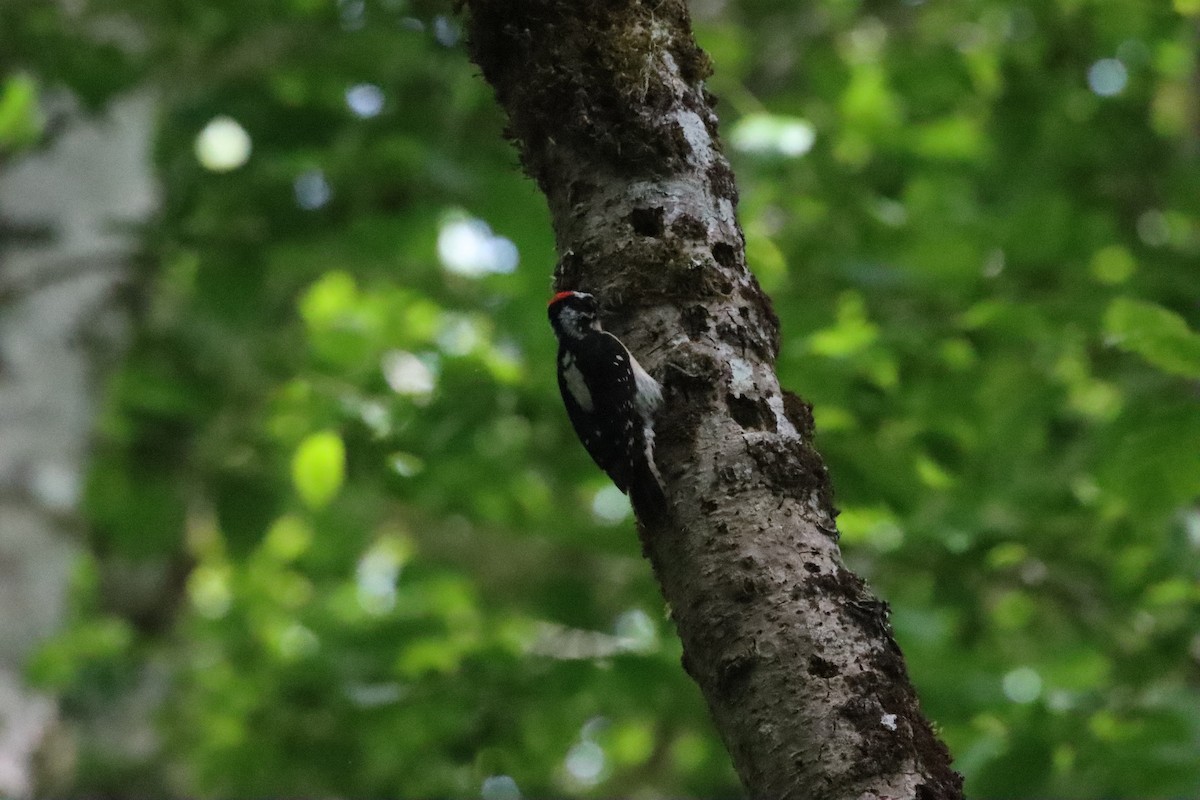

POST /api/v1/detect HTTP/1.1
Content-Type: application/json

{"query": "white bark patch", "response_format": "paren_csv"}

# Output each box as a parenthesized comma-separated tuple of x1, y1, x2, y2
(766, 393, 798, 439)
(659, 48, 714, 163)
(807, 491, 837, 528)
(717, 197, 738, 230)
(674, 107, 714, 161)
(881, 713, 898, 731)
(729, 356, 755, 396)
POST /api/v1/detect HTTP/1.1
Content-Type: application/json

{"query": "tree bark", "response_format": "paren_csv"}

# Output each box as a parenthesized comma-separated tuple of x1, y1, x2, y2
(461, 3, 963, 799)
(0, 92, 157, 797)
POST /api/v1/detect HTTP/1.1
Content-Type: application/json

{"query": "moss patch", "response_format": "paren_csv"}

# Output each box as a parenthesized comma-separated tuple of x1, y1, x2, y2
(655, 347, 720, 455)
(671, 212, 708, 241)
(706, 161, 739, 202)
(745, 436, 835, 518)
(782, 389, 816, 441)
(464, 0, 710, 188)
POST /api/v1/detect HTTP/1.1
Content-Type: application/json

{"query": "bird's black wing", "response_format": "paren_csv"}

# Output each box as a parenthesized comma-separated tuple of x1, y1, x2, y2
(556, 333, 644, 493)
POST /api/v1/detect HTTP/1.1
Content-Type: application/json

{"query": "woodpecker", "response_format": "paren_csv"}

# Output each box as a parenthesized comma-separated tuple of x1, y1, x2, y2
(548, 290, 665, 513)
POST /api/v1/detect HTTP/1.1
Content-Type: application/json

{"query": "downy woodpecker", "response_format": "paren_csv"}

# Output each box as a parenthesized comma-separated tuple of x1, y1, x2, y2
(548, 291, 665, 513)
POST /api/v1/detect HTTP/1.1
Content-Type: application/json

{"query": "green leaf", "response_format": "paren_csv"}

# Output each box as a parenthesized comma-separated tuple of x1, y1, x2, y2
(291, 431, 346, 509)
(25, 617, 133, 689)
(807, 292, 878, 357)
(1104, 297, 1200, 378)
(909, 115, 988, 161)
(215, 471, 281, 556)
(0, 73, 44, 152)
(1090, 245, 1136, 285)
(85, 458, 185, 559)
(841, 64, 902, 132)
(299, 271, 359, 330)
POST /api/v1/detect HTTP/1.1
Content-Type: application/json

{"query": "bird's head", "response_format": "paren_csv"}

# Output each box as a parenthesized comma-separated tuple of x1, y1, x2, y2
(548, 290, 600, 339)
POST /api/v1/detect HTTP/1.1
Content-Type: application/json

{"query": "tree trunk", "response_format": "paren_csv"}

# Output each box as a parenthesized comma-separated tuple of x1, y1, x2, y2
(0, 92, 157, 797)
(460, 2, 963, 798)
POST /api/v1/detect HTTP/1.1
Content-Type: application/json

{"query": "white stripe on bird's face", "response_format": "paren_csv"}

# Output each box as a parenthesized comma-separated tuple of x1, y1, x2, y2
(554, 305, 598, 340)
(560, 353, 594, 412)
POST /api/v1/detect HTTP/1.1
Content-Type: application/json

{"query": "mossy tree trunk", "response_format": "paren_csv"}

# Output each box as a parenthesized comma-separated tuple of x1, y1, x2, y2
(461, 2, 964, 798)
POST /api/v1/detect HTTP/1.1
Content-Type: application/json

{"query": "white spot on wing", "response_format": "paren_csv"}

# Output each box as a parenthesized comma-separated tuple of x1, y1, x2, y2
(563, 362, 593, 412)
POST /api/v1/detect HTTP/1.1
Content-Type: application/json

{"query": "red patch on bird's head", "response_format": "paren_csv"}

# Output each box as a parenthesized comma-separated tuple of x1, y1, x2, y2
(548, 290, 576, 306)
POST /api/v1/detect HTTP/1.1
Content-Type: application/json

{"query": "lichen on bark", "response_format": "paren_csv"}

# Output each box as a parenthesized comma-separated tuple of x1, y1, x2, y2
(461, 1, 964, 798)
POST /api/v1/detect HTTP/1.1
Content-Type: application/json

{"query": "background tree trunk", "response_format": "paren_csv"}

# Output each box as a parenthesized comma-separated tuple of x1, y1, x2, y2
(461, 2, 963, 798)
(0, 92, 156, 797)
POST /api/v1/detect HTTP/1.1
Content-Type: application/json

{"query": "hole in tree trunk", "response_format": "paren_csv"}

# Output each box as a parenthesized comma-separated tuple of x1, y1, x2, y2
(630, 206, 665, 237)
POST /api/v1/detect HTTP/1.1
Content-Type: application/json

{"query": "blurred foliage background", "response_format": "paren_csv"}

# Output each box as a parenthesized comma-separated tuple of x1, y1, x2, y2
(3, 0, 1200, 796)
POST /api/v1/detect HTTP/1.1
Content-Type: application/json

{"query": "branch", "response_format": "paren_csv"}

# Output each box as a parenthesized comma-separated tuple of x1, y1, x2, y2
(461, 2, 963, 797)
(0, 251, 128, 307)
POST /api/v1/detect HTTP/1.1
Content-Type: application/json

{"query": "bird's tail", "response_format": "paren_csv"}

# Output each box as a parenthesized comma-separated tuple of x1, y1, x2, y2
(629, 430, 668, 525)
